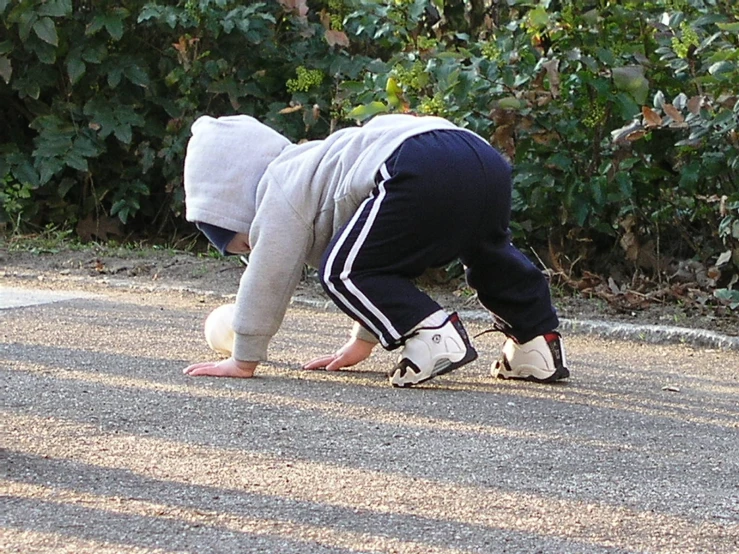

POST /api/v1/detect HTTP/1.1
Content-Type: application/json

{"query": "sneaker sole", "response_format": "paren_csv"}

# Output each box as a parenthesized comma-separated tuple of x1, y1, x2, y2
(391, 348, 478, 388)
(492, 360, 570, 383)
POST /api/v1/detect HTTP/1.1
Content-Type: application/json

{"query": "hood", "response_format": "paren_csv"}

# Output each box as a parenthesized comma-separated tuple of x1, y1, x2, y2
(184, 115, 292, 234)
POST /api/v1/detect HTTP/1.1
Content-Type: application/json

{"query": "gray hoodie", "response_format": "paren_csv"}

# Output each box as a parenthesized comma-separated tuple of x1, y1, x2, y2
(185, 113, 476, 362)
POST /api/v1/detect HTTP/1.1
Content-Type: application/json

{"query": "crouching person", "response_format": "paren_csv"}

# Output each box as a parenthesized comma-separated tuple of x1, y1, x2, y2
(183, 113, 569, 387)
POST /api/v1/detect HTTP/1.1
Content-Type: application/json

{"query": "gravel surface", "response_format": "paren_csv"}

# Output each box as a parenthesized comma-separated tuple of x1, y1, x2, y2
(1, 276, 738, 553)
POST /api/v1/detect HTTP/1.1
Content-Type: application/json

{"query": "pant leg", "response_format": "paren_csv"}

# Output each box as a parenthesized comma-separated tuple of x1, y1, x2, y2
(458, 152, 560, 343)
(462, 235, 559, 344)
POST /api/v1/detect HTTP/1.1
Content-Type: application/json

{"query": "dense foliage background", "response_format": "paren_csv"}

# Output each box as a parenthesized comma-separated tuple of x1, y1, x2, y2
(1, 0, 738, 306)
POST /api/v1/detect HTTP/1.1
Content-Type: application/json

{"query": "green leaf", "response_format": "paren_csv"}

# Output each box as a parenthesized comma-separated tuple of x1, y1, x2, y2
(35, 156, 64, 184)
(590, 176, 606, 207)
(712, 109, 734, 127)
(347, 101, 388, 121)
(716, 22, 739, 33)
(595, 47, 617, 66)
(82, 43, 107, 64)
(708, 61, 734, 76)
(714, 288, 739, 310)
(86, 16, 105, 36)
(32, 40, 57, 64)
(17, 10, 38, 42)
(0, 0, 9, 13)
(615, 172, 633, 199)
(110, 199, 129, 222)
(123, 64, 150, 87)
(58, 177, 76, 198)
(88, 13, 125, 40)
(0, 55, 11, 84)
(10, 158, 40, 188)
(15, 78, 40, 100)
(526, 6, 549, 30)
(108, 67, 122, 88)
(497, 96, 523, 110)
(547, 152, 571, 171)
(38, 0, 72, 17)
(72, 136, 99, 158)
(33, 17, 58, 46)
(105, 16, 124, 41)
(573, 197, 589, 227)
(114, 124, 132, 144)
(612, 66, 648, 105)
(138, 5, 178, 28)
(67, 56, 86, 85)
(83, 99, 144, 144)
(65, 150, 89, 172)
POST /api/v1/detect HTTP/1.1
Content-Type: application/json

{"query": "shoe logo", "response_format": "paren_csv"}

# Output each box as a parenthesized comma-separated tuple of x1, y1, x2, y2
(432, 334, 441, 343)
(548, 340, 562, 366)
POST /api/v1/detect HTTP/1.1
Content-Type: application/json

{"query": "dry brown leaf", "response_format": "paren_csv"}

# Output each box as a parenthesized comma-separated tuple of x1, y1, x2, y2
(278, 0, 308, 18)
(325, 29, 349, 47)
(662, 103, 684, 123)
(76, 215, 122, 242)
(491, 124, 516, 159)
(531, 131, 558, 145)
(541, 59, 560, 98)
(687, 95, 703, 115)
(626, 129, 648, 141)
(279, 104, 303, 114)
(641, 106, 663, 128)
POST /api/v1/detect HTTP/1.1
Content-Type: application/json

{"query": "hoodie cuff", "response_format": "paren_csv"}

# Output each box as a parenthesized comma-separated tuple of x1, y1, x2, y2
(351, 322, 380, 344)
(232, 333, 271, 362)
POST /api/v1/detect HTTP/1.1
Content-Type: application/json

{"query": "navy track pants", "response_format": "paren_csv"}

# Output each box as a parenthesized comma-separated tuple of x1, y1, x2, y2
(319, 129, 559, 349)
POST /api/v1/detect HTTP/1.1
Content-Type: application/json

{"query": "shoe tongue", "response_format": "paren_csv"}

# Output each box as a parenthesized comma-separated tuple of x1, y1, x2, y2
(543, 332, 559, 343)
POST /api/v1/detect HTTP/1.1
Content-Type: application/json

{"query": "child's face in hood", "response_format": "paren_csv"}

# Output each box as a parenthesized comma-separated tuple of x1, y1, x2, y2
(184, 115, 291, 237)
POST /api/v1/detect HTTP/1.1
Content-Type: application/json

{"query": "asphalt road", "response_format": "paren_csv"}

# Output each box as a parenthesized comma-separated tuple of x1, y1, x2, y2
(1, 282, 738, 553)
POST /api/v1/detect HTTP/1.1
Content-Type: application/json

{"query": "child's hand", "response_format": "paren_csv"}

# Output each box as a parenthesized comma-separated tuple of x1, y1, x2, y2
(303, 337, 376, 371)
(183, 358, 257, 378)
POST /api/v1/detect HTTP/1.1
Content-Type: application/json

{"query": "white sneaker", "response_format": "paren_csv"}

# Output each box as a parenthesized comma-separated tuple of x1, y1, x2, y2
(491, 332, 569, 383)
(390, 313, 478, 388)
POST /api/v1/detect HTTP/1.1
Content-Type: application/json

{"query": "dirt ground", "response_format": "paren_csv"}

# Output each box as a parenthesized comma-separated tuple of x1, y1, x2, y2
(1, 244, 737, 338)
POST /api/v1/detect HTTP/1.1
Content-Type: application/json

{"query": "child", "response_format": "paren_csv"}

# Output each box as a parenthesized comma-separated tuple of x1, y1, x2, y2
(183, 113, 569, 387)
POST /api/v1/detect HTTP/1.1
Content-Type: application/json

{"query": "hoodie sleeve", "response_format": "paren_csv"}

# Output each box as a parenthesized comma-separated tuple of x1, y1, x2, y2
(230, 175, 314, 362)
